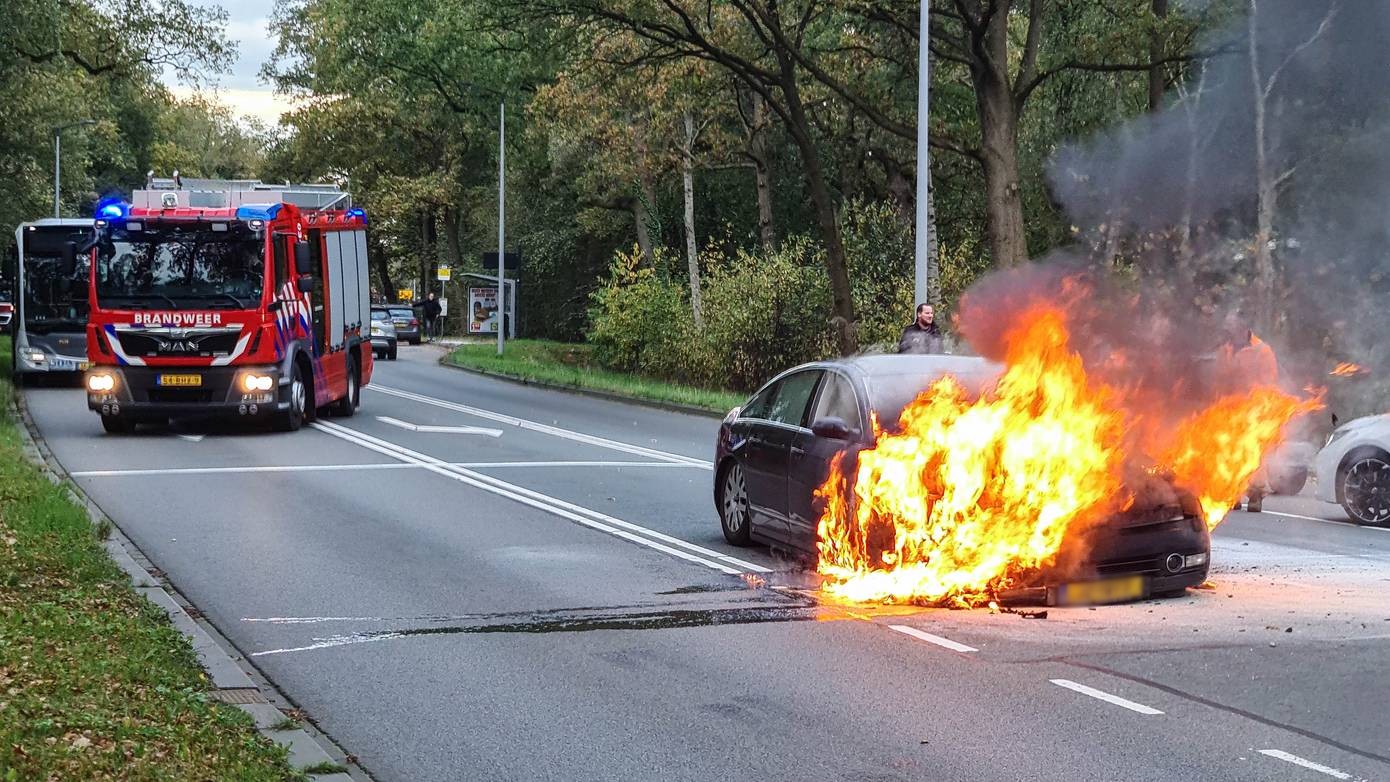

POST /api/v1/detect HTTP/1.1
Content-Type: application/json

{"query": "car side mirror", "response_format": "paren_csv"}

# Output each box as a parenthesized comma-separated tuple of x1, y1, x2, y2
(296, 275, 317, 294)
(294, 240, 314, 276)
(60, 241, 78, 276)
(811, 416, 853, 440)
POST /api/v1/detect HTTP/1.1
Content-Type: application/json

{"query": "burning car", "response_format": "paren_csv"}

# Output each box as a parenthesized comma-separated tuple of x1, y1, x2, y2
(715, 353, 1211, 606)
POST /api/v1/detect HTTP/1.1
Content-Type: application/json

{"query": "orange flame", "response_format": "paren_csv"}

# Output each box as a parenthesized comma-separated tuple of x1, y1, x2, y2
(815, 305, 1316, 605)
(1330, 362, 1364, 377)
(1162, 388, 1322, 528)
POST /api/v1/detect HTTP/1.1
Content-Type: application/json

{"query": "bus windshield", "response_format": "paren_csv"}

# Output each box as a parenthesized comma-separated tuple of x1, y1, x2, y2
(20, 227, 90, 334)
(95, 223, 265, 310)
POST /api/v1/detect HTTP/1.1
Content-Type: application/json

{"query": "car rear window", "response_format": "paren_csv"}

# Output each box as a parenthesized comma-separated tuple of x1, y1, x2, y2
(389, 308, 414, 319)
(370, 310, 389, 320)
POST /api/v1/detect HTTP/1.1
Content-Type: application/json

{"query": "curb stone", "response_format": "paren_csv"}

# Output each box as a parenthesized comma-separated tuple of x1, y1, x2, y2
(437, 354, 727, 419)
(12, 389, 363, 782)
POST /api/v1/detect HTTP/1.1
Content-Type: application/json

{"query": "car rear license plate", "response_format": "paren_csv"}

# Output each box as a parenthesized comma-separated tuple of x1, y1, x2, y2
(1056, 575, 1146, 606)
(157, 374, 201, 387)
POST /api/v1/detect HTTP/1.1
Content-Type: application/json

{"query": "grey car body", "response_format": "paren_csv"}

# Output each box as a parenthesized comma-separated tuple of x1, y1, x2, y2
(387, 306, 421, 345)
(370, 308, 398, 360)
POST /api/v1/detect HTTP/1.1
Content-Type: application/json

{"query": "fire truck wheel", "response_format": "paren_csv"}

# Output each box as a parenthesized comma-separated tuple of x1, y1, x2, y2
(333, 357, 360, 417)
(273, 362, 309, 432)
(100, 415, 135, 434)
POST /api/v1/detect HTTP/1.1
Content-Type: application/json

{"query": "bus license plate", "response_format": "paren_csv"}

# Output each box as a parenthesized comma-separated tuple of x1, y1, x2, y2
(157, 374, 201, 387)
(1056, 575, 1145, 606)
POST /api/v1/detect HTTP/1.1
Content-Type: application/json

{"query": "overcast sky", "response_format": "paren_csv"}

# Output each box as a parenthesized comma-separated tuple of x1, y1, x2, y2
(163, 0, 294, 126)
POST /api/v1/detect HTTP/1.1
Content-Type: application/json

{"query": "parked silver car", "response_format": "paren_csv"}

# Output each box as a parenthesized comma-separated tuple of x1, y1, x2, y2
(370, 308, 398, 360)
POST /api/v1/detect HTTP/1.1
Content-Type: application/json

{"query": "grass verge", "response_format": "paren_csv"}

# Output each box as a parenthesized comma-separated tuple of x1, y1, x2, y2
(0, 336, 304, 779)
(445, 339, 745, 414)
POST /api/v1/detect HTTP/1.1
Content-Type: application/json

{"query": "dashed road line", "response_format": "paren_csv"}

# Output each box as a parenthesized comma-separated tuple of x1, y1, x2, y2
(1258, 749, 1354, 780)
(1049, 679, 1164, 715)
(313, 420, 770, 576)
(888, 625, 978, 653)
(369, 384, 713, 468)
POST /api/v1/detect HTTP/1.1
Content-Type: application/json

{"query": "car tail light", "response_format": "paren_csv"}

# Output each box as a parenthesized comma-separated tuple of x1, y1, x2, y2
(410, 319, 419, 326)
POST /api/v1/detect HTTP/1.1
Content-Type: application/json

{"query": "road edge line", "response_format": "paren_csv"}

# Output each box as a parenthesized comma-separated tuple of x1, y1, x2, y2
(12, 391, 362, 781)
(436, 353, 726, 419)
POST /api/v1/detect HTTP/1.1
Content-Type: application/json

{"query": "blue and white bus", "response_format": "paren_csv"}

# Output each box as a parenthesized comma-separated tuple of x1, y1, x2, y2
(12, 219, 92, 379)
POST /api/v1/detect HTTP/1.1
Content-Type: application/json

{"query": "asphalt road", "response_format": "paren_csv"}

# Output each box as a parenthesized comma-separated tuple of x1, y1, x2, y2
(22, 346, 1390, 781)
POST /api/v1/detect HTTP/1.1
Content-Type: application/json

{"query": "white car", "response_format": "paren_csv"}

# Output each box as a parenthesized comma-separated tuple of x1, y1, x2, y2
(1313, 414, 1390, 524)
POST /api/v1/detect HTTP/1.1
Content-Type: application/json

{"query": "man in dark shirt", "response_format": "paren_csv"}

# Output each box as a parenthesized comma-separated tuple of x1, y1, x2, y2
(422, 292, 442, 342)
(897, 303, 943, 354)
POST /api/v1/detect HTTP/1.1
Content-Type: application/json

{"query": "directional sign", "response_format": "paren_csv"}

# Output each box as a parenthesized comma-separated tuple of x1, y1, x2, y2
(397, 288, 413, 302)
(481, 252, 521, 273)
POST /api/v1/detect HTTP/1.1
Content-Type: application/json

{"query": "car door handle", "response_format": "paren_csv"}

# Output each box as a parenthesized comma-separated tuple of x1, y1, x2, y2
(790, 445, 806, 455)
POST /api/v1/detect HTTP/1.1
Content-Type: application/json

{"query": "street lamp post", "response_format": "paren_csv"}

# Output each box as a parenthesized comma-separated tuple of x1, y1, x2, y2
(914, 3, 932, 306)
(53, 120, 97, 219)
(497, 100, 506, 357)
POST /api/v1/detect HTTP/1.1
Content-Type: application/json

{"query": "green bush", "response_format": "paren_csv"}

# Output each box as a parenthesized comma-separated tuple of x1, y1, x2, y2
(588, 241, 837, 392)
(588, 248, 691, 375)
(695, 239, 835, 390)
(588, 206, 970, 392)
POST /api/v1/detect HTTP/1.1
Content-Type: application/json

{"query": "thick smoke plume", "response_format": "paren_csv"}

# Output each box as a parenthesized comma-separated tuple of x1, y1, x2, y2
(964, 0, 1389, 427)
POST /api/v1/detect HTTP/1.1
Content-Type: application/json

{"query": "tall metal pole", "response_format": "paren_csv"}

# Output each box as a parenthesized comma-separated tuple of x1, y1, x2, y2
(53, 130, 62, 219)
(497, 100, 506, 356)
(913, 1, 932, 306)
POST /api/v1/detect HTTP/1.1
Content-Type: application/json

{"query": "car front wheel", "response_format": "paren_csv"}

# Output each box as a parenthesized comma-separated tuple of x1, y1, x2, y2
(1341, 451, 1390, 525)
(719, 461, 753, 546)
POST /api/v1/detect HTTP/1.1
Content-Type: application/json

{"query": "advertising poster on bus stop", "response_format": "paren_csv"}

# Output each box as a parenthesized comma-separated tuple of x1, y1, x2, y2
(469, 286, 499, 333)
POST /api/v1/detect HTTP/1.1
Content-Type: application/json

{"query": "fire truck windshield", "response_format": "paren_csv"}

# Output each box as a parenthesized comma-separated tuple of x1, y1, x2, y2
(95, 224, 265, 310)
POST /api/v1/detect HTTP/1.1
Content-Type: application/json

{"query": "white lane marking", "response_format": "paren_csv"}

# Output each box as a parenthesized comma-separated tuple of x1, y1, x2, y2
(244, 616, 389, 624)
(888, 625, 978, 653)
(1258, 750, 1354, 780)
(1260, 510, 1390, 532)
(252, 632, 404, 657)
(175, 434, 205, 443)
(368, 384, 712, 468)
(69, 461, 699, 478)
(314, 420, 771, 575)
(1049, 679, 1164, 715)
(376, 415, 504, 437)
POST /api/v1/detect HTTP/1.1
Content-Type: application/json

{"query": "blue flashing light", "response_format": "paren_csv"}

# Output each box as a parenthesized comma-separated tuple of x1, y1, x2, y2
(95, 198, 129, 220)
(346, 207, 368, 225)
(235, 203, 282, 222)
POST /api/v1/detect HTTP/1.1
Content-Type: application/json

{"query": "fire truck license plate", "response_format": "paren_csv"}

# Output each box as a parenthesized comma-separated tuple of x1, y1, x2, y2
(157, 374, 202, 387)
(1057, 575, 1145, 606)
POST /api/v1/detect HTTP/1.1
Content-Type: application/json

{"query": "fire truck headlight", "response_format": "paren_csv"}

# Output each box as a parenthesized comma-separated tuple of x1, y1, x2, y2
(240, 373, 274, 392)
(86, 373, 116, 392)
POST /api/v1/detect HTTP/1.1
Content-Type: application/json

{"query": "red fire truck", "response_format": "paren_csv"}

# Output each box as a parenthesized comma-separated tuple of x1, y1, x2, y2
(82, 178, 373, 433)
